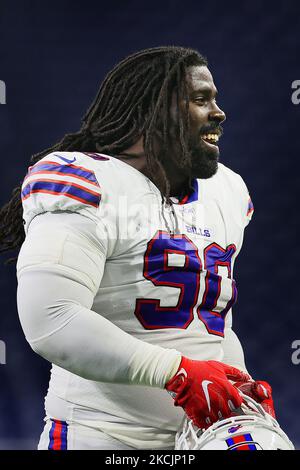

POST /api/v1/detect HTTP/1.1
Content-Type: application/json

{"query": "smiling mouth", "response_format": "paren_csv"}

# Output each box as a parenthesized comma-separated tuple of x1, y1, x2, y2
(201, 133, 220, 146)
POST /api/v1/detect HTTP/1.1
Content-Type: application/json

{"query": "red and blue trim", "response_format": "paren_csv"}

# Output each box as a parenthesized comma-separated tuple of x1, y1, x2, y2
(21, 179, 101, 208)
(25, 160, 99, 186)
(226, 433, 257, 450)
(48, 419, 68, 450)
(178, 179, 199, 205)
(247, 197, 254, 217)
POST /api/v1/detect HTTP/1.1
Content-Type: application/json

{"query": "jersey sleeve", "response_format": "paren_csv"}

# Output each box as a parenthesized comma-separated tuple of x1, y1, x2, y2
(217, 164, 254, 229)
(21, 152, 102, 231)
(237, 174, 254, 228)
(245, 193, 254, 226)
(17, 211, 181, 388)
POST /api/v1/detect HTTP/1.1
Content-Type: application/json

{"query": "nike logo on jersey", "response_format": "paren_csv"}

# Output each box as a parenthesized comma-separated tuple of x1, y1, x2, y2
(55, 154, 76, 164)
(201, 380, 213, 412)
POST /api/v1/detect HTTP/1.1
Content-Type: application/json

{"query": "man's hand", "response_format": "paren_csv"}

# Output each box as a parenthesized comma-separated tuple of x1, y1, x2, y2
(234, 380, 276, 418)
(165, 356, 250, 429)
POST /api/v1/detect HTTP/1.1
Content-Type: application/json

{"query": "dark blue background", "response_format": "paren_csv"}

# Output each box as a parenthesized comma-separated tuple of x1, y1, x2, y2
(0, 0, 299, 449)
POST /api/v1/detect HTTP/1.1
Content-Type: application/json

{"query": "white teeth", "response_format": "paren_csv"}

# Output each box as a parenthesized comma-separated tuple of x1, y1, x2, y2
(202, 133, 219, 142)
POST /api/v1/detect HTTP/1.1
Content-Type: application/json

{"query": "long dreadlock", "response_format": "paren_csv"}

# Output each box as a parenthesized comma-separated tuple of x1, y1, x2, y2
(0, 46, 207, 260)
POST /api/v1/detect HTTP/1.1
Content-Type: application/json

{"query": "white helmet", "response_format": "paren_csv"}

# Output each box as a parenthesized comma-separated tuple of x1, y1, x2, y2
(175, 394, 294, 450)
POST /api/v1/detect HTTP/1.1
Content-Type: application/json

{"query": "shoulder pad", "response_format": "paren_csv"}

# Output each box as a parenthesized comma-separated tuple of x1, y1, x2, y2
(22, 152, 102, 230)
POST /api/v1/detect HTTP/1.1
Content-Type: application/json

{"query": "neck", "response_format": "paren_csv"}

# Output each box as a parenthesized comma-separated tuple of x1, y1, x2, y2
(116, 139, 190, 197)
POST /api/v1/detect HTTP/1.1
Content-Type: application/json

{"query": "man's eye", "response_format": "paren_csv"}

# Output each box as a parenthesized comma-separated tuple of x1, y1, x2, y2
(194, 97, 206, 105)
(195, 97, 218, 106)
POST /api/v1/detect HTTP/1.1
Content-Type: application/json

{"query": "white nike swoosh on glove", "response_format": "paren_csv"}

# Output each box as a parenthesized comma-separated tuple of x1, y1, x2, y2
(202, 380, 213, 412)
(258, 384, 269, 398)
(176, 368, 188, 379)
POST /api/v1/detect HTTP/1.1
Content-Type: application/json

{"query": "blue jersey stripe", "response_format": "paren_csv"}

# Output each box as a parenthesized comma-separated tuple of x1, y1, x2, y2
(48, 419, 68, 450)
(60, 422, 68, 450)
(48, 420, 56, 450)
(27, 161, 98, 185)
(22, 180, 101, 208)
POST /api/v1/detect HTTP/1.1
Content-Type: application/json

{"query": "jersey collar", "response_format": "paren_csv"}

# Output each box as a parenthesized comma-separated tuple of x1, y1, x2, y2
(170, 179, 199, 205)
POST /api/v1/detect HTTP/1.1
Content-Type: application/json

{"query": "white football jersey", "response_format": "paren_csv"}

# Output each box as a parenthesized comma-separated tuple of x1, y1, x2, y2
(21, 151, 253, 449)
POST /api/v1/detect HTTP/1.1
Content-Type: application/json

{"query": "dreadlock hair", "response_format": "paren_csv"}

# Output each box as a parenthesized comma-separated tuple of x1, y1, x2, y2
(0, 45, 207, 260)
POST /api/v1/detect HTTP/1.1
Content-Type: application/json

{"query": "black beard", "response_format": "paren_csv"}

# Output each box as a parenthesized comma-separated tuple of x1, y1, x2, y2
(189, 143, 219, 179)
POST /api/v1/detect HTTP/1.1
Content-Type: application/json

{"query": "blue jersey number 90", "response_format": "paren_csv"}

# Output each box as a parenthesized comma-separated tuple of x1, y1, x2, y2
(134, 231, 237, 337)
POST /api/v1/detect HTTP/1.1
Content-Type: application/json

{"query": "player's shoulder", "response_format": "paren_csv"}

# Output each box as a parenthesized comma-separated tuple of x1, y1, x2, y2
(199, 162, 249, 203)
(26, 150, 128, 177)
(21, 151, 111, 231)
(21, 151, 150, 231)
(215, 163, 254, 226)
(24, 150, 145, 192)
(24, 151, 101, 182)
(216, 162, 248, 193)
(22, 151, 102, 207)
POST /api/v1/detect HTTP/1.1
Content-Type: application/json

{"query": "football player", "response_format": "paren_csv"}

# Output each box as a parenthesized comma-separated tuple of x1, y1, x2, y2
(0, 46, 274, 450)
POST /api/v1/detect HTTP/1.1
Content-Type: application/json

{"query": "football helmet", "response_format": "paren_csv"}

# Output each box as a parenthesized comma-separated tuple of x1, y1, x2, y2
(175, 394, 294, 450)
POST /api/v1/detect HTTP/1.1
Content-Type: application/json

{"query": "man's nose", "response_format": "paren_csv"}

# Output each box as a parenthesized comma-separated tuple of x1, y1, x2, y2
(209, 103, 226, 123)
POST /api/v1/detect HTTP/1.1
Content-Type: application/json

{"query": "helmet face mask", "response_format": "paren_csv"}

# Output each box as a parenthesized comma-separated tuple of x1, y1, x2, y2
(175, 394, 295, 450)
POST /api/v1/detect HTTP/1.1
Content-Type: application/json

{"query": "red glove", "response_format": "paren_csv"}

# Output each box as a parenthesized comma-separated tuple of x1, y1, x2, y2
(165, 356, 250, 430)
(234, 380, 276, 418)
